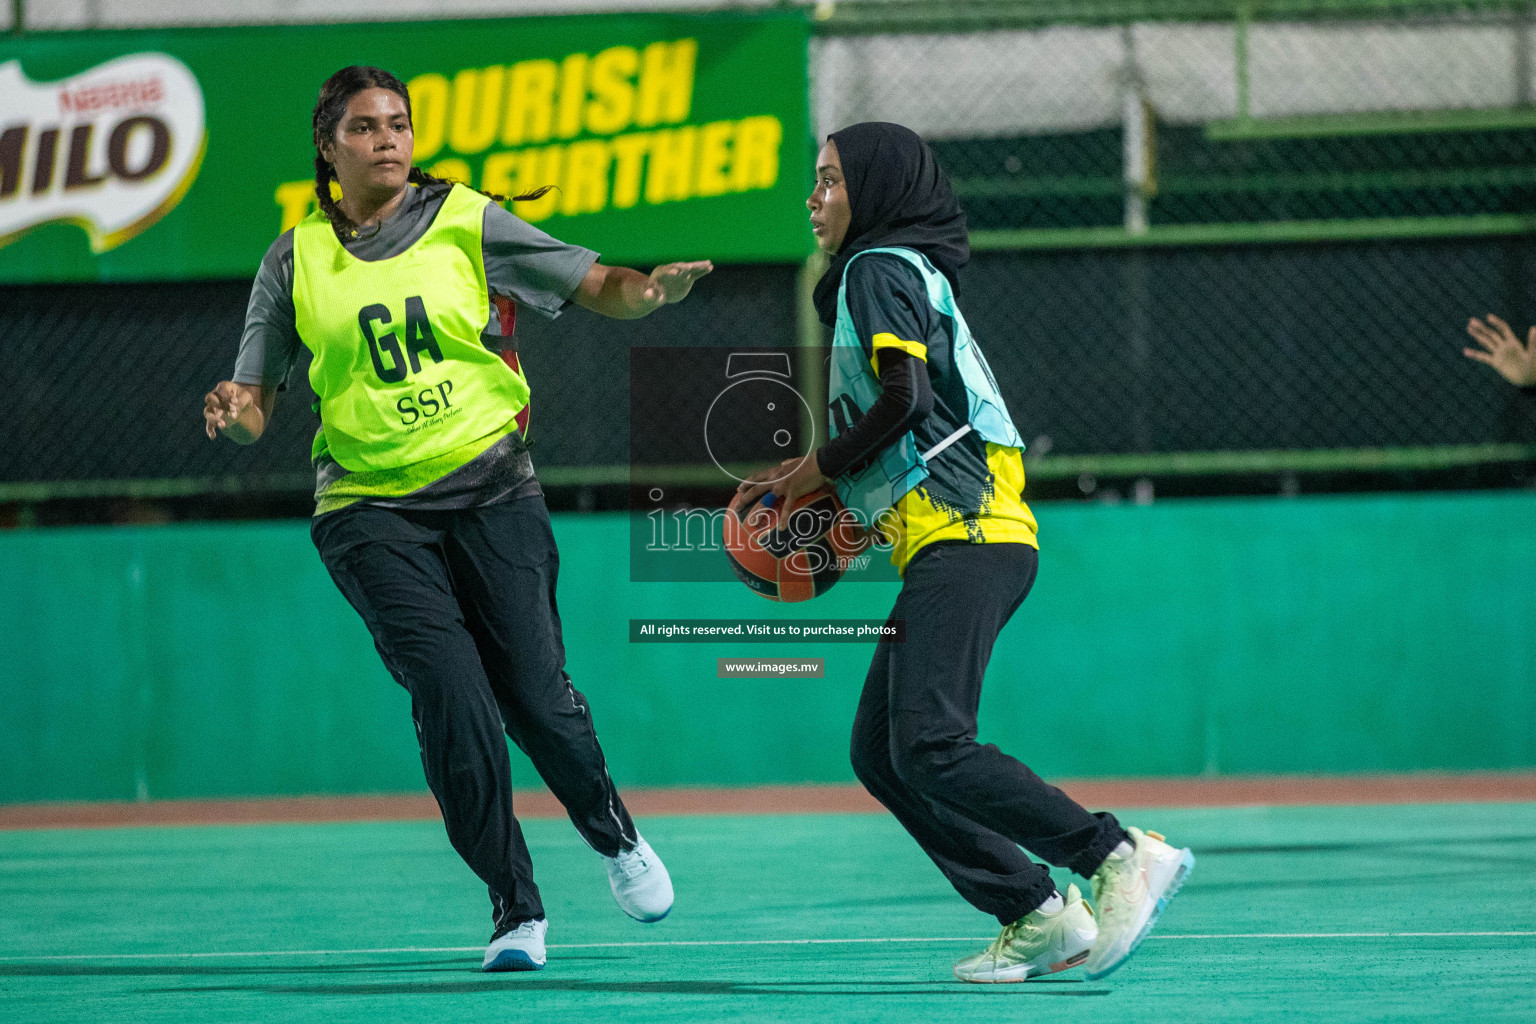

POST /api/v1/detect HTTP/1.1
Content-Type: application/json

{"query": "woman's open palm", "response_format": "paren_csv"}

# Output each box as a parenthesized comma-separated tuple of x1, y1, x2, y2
(1465, 314, 1536, 386)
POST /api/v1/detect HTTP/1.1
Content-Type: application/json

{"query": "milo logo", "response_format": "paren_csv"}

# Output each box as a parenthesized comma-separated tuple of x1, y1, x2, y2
(0, 53, 205, 252)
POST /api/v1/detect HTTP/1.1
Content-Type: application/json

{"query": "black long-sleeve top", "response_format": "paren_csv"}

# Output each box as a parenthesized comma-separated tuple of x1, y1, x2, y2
(817, 349, 934, 479)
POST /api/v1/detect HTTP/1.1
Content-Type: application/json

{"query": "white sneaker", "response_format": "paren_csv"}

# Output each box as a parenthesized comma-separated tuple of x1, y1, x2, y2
(604, 836, 673, 922)
(1083, 827, 1195, 980)
(954, 884, 1098, 983)
(482, 918, 548, 972)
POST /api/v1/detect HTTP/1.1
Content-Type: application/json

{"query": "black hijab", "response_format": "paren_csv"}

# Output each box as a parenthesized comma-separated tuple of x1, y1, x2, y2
(811, 122, 969, 328)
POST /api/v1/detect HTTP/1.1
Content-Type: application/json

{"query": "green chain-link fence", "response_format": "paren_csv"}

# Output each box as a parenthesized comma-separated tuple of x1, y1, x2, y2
(807, 0, 1536, 488)
(818, 0, 1536, 241)
(5, 0, 1536, 512)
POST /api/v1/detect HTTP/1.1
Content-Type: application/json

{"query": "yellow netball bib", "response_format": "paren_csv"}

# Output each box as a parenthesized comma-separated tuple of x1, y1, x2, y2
(292, 184, 530, 473)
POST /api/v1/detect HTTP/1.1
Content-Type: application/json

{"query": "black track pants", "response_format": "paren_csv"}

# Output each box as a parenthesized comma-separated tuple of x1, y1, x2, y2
(850, 541, 1129, 926)
(312, 494, 637, 933)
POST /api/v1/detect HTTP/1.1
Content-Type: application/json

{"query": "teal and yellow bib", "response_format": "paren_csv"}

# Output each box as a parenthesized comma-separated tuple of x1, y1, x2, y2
(828, 246, 1025, 521)
(292, 184, 529, 473)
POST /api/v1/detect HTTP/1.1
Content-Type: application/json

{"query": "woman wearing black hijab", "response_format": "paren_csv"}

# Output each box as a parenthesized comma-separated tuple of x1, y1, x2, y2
(734, 123, 1193, 983)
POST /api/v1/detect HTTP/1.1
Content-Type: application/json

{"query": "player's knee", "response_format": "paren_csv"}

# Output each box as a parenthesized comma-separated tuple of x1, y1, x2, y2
(509, 680, 591, 738)
(848, 720, 889, 785)
(890, 736, 961, 794)
(849, 735, 880, 785)
(384, 620, 463, 678)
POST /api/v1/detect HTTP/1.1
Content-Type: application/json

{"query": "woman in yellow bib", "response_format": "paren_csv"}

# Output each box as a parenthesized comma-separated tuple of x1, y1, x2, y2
(201, 66, 710, 973)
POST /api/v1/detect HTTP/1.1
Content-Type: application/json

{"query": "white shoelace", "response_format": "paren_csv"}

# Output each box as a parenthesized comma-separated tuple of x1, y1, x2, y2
(612, 846, 649, 879)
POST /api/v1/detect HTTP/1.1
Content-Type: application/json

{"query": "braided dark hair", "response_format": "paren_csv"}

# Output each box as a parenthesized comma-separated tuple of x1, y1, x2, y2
(311, 65, 552, 238)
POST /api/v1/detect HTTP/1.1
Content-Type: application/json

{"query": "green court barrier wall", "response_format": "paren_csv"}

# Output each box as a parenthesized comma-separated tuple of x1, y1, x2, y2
(2, 491, 1534, 804)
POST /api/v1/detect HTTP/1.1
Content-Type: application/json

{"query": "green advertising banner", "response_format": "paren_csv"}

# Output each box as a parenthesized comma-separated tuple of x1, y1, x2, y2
(0, 11, 813, 283)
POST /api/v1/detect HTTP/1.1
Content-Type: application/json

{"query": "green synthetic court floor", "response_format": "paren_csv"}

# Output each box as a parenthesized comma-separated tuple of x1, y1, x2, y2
(3, 802, 1534, 1023)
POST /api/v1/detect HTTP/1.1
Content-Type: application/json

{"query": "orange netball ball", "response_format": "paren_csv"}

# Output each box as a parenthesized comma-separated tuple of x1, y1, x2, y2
(724, 485, 871, 602)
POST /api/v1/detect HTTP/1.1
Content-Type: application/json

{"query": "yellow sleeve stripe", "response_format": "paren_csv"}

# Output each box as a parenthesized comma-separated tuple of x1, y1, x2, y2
(869, 333, 928, 371)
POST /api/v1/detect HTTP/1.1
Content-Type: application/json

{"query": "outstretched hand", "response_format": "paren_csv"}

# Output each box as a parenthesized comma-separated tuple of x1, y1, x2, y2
(1465, 314, 1536, 387)
(575, 260, 715, 319)
(639, 261, 714, 312)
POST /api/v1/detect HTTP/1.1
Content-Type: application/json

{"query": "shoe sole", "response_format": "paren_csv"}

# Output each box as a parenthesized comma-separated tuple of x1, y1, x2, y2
(483, 949, 546, 972)
(1084, 849, 1195, 981)
(954, 948, 1091, 984)
(621, 903, 672, 923)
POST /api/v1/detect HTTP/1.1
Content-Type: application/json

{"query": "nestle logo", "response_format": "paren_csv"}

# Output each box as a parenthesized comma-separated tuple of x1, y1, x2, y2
(1, 54, 205, 253)
(58, 77, 165, 115)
